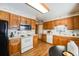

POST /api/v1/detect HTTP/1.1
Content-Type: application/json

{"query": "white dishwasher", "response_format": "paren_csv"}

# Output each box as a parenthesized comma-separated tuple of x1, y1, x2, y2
(21, 36, 33, 53)
(47, 34, 53, 43)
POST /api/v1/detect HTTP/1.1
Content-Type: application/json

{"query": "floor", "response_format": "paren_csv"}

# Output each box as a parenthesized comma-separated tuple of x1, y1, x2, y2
(21, 41, 53, 56)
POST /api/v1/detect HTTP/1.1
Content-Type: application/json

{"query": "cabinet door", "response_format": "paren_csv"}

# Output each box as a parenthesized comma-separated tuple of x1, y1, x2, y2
(26, 18, 31, 25)
(74, 16, 79, 29)
(64, 17, 74, 30)
(20, 16, 27, 24)
(30, 20, 36, 29)
(54, 20, 61, 26)
(41, 34, 46, 42)
(54, 17, 74, 30)
(0, 11, 10, 21)
(9, 14, 20, 28)
(61, 37, 69, 45)
(43, 21, 54, 29)
(43, 22, 47, 29)
(9, 39, 21, 56)
(33, 35, 38, 48)
(75, 40, 79, 46)
(17, 16, 21, 27)
(53, 36, 61, 45)
(47, 21, 53, 29)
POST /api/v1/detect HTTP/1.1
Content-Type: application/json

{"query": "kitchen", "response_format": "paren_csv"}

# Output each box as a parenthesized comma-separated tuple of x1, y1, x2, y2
(0, 3, 79, 56)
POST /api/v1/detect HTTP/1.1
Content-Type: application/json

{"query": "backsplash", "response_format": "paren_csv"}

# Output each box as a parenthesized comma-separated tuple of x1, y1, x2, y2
(8, 29, 19, 37)
(43, 25, 79, 36)
(8, 29, 35, 38)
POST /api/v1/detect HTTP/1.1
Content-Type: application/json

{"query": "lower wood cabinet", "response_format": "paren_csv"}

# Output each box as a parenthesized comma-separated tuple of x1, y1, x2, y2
(9, 38, 21, 56)
(53, 35, 69, 46)
(41, 34, 46, 42)
(75, 40, 79, 46)
(53, 35, 79, 46)
(33, 34, 38, 48)
(71, 37, 79, 46)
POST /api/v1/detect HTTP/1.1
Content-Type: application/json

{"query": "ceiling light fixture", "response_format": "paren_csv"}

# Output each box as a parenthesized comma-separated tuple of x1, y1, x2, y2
(26, 3, 49, 13)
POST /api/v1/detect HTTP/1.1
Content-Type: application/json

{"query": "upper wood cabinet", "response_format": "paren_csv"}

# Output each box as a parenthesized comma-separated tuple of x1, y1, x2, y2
(54, 17, 74, 30)
(30, 19, 36, 29)
(43, 21, 54, 29)
(20, 17, 32, 25)
(9, 14, 20, 28)
(54, 19, 63, 26)
(26, 18, 31, 25)
(47, 21, 54, 29)
(0, 11, 10, 21)
(73, 16, 79, 29)
(43, 22, 48, 29)
(20, 17, 37, 29)
(64, 17, 74, 30)
(20, 16, 27, 24)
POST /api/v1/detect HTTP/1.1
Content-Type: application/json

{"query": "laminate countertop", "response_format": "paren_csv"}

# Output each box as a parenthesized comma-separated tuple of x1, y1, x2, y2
(53, 35, 79, 38)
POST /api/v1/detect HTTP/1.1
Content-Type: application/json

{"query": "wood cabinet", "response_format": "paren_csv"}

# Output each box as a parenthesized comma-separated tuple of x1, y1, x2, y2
(47, 21, 54, 29)
(43, 21, 54, 29)
(20, 17, 36, 29)
(73, 16, 79, 29)
(26, 18, 31, 25)
(0, 11, 10, 21)
(43, 17, 74, 30)
(69, 37, 79, 46)
(53, 35, 79, 46)
(20, 17, 32, 25)
(9, 14, 20, 28)
(54, 17, 74, 30)
(43, 22, 48, 29)
(64, 17, 74, 30)
(9, 38, 21, 56)
(54, 19, 63, 26)
(53, 36, 61, 45)
(41, 34, 46, 42)
(20, 16, 27, 24)
(53, 35, 69, 46)
(30, 19, 36, 29)
(33, 34, 38, 48)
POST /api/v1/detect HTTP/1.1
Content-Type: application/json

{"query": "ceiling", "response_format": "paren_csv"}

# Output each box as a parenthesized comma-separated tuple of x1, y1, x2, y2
(36, 3, 79, 22)
(0, 3, 79, 22)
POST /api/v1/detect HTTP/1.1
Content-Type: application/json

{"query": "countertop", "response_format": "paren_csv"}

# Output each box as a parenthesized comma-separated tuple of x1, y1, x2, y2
(9, 37, 21, 40)
(43, 34, 79, 38)
(53, 35, 79, 38)
(9, 34, 37, 40)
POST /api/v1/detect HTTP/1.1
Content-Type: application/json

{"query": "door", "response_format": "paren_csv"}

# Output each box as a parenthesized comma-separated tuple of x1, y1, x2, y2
(0, 20, 9, 56)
